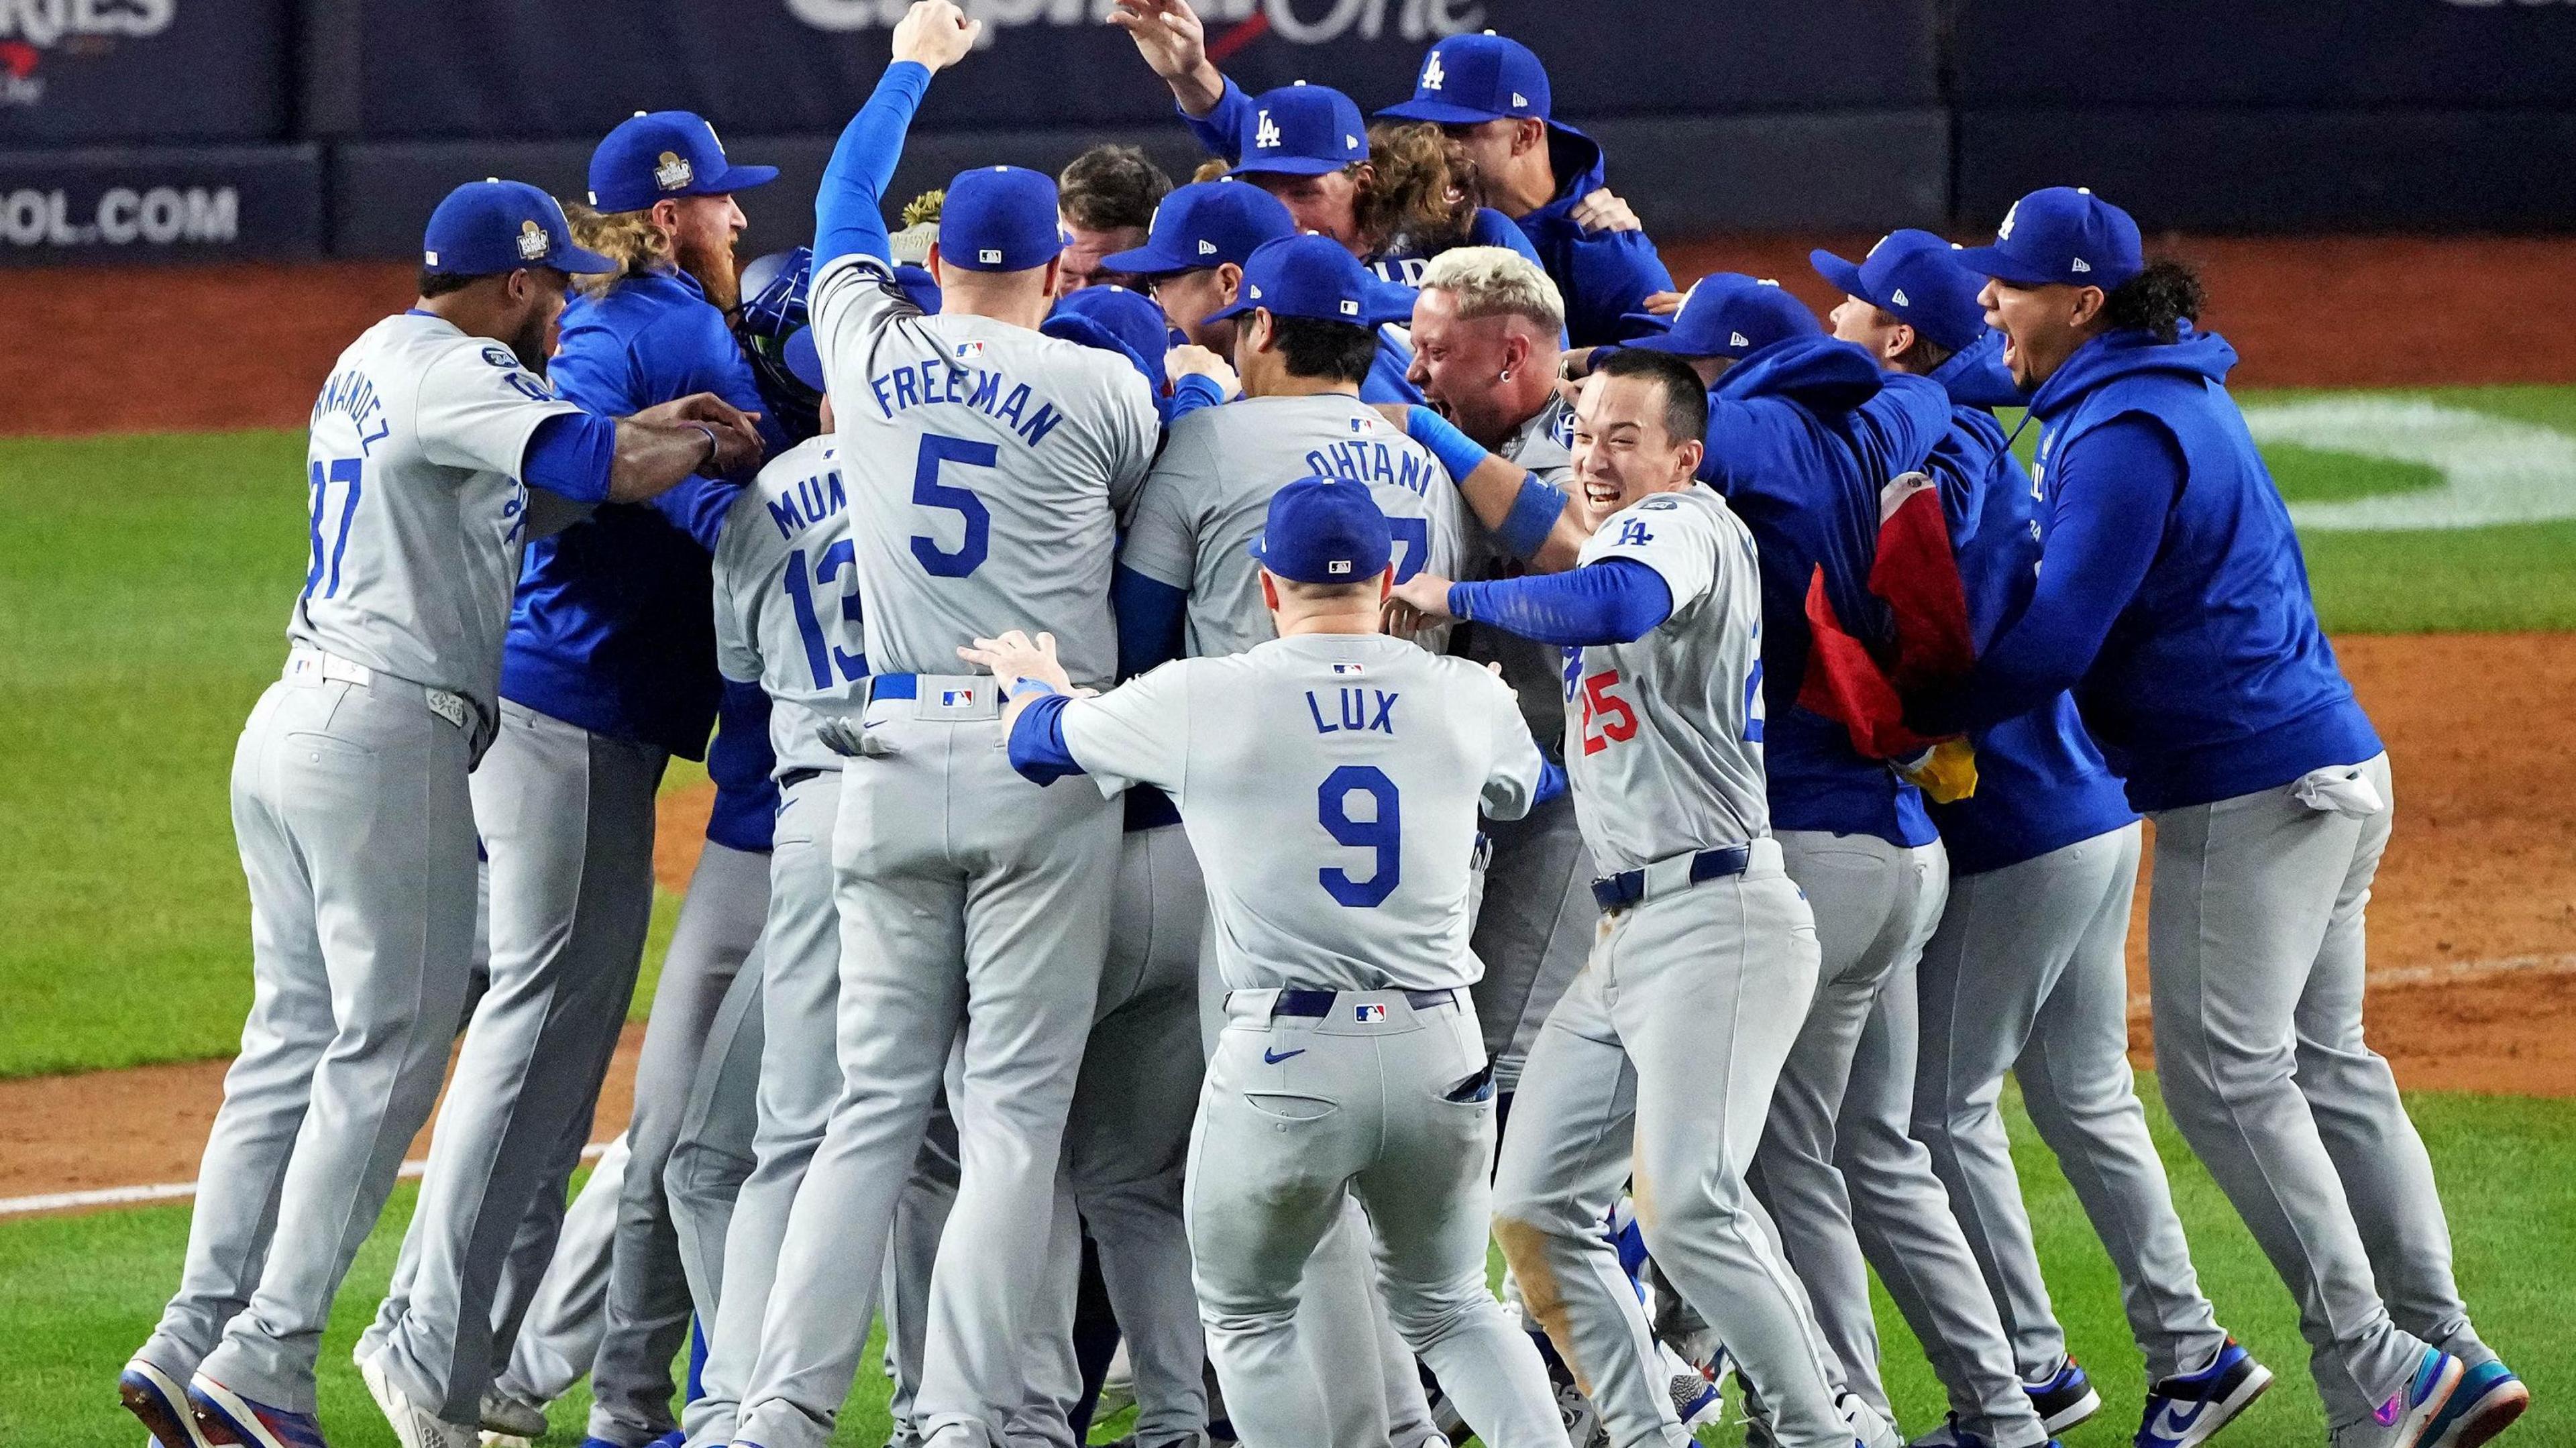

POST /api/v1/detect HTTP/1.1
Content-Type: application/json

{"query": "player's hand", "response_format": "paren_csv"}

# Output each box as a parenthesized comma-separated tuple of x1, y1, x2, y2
(637, 394, 765, 474)
(1388, 571, 1456, 623)
(1639, 289, 1688, 317)
(893, 0, 981, 72)
(1560, 345, 1602, 382)
(957, 629, 1075, 698)
(1570, 188, 1642, 234)
(1108, 0, 1206, 79)
(1165, 343, 1238, 398)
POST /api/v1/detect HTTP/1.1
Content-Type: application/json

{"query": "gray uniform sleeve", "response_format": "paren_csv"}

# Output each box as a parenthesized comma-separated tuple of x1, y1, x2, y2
(1102, 370, 1160, 514)
(411, 341, 580, 480)
(1580, 494, 1721, 613)
(1060, 661, 1193, 801)
(1477, 668, 1548, 822)
(1119, 420, 1217, 590)
(712, 504, 763, 686)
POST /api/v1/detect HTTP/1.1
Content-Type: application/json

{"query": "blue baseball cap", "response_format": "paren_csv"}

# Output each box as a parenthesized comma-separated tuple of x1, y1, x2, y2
(1377, 31, 1551, 126)
(1248, 476, 1393, 586)
(782, 326, 826, 393)
(1209, 234, 1408, 327)
(893, 262, 942, 314)
(1953, 186, 2143, 291)
(1230, 82, 1371, 178)
(1100, 180, 1296, 278)
(587, 111, 777, 214)
(1621, 274, 1819, 361)
(1044, 284, 1170, 395)
(939, 165, 1062, 273)
(422, 180, 615, 277)
(1809, 229, 1990, 354)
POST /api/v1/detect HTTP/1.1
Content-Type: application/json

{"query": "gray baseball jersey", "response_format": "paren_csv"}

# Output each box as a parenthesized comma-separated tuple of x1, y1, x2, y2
(1563, 485, 1770, 872)
(293, 313, 582, 718)
(1059, 632, 1544, 993)
(808, 255, 1157, 687)
(1120, 394, 1465, 660)
(712, 435, 865, 779)
(1458, 394, 1576, 745)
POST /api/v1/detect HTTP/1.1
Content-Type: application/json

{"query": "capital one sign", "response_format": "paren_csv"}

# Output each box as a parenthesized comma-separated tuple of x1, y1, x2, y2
(785, 0, 1487, 45)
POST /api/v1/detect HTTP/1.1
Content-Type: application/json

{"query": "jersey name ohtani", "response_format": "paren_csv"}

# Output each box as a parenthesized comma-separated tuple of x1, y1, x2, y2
(1301, 438, 1439, 500)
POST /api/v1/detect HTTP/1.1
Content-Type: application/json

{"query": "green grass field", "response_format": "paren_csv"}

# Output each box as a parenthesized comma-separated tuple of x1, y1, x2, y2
(4, 1080, 2565, 1445)
(2, 386, 2572, 1445)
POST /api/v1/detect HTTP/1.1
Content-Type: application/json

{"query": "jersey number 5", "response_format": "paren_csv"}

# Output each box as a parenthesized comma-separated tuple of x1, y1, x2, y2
(1318, 765, 1401, 908)
(1578, 669, 1638, 756)
(910, 433, 997, 578)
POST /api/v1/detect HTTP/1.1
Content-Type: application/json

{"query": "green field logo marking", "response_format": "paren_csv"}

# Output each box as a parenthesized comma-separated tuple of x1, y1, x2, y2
(2244, 398, 2576, 531)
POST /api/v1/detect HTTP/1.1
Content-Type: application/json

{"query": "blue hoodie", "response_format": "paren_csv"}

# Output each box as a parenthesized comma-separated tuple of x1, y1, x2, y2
(508, 269, 790, 764)
(1914, 335, 2137, 875)
(1912, 327, 2379, 814)
(1695, 334, 1951, 846)
(1507, 123, 1674, 349)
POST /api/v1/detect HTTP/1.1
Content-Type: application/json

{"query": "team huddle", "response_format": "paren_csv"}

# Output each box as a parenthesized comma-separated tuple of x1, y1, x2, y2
(113, 5, 2528, 1448)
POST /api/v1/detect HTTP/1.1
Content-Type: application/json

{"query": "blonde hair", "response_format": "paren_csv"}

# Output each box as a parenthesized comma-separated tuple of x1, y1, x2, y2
(564, 200, 669, 298)
(1417, 245, 1565, 337)
(1356, 120, 1479, 257)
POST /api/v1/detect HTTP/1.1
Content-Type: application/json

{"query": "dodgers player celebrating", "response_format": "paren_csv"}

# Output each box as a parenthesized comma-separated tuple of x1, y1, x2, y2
(119, 180, 761, 1448)
(1390, 349, 1858, 1448)
(360, 111, 786, 1448)
(1811, 231, 2271, 1448)
(966, 476, 1564, 1448)
(724, 7, 1161, 1447)
(1918, 188, 2524, 1448)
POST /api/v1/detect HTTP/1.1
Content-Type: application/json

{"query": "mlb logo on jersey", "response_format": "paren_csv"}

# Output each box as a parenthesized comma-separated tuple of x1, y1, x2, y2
(1354, 1003, 1387, 1023)
(955, 340, 986, 360)
(1332, 661, 1365, 675)
(942, 687, 976, 707)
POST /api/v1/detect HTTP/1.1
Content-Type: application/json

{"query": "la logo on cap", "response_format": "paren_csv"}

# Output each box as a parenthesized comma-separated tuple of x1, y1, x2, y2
(1254, 109, 1281, 149)
(1997, 199, 2019, 239)
(1421, 52, 1444, 89)
(655, 150, 692, 191)
(517, 219, 549, 262)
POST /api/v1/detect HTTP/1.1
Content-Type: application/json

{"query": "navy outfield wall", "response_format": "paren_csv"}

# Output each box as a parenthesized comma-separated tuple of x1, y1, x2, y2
(5, 0, 2576, 264)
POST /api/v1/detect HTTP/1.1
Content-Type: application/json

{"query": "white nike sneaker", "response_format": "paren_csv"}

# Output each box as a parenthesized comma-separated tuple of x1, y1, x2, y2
(1841, 1391, 1904, 1448)
(359, 1347, 482, 1448)
(477, 1387, 549, 1443)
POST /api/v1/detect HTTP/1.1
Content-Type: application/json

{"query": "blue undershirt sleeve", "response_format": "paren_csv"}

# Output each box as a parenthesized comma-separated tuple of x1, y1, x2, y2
(816, 60, 932, 269)
(1006, 692, 1087, 785)
(1447, 557, 1674, 647)
(1912, 414, 2182, 734)
(521, 410, 616, 504)
(1533, 756, 1568, 805)
(649, 473, 741, 553)
(1112, 564, 1189, 681)
(1166, 372, 1230, 425)
(1185, 76, 1253, 163)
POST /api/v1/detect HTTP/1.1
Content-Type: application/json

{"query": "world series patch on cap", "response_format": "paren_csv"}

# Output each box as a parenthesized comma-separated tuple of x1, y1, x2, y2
(587, 110, 779, 214)
(421, 179, 616, 277)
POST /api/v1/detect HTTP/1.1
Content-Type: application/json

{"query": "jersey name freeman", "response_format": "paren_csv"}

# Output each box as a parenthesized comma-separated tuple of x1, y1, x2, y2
(865, 355, 1069, 448)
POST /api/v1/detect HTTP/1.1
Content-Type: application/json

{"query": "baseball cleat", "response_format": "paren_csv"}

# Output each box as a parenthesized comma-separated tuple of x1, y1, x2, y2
(477, 1388, 548, 1441)
(2423, 1358, 2528, 1448)
(1841, 1391, 1903, 1448)
(1552, 1378, 1611, 1448)
(1905, 1413, 1988, 1447)
(121, 1358, 213, 1448)
(2330, 1348, 2462, 1448)
(2136, 1337, 2273, 1448)
(184, 1374, 329, 1448)
(358, 1347, 479, 1448)
(2026, 1356, 2102, 1435)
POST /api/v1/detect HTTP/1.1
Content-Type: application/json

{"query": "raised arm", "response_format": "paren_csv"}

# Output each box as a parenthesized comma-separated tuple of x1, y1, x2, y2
(816, 1, 983, 269)
(1109, 0, 1228, 119)
(1390, 403, 1588, 573)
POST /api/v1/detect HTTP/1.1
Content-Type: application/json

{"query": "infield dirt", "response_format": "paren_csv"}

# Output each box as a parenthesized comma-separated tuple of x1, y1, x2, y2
(3, 237, 2570, 1206)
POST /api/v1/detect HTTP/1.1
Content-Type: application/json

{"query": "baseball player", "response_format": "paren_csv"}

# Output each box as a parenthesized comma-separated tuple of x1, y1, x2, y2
(1109, 1, 1662, 343)
(721, 7, 1160, 1445)
(1055, 144, 1172, 295)
(965, 474, 1562, 1448)
(1917, 188, 2524, 1448)
(1112, 231, 1472, 1448)
(356, 112, 785, 1448)
(117, 180, 760, 1448)
(1801, 229, 2275, 1448)
(1097, 178, 1295, 357)
(1387, 347, 1862, 1448)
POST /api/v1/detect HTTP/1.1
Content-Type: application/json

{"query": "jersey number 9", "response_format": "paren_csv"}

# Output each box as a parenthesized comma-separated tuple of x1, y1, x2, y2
(1318, 765, 1401, 908)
